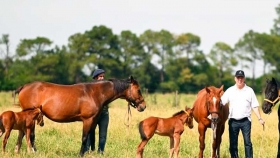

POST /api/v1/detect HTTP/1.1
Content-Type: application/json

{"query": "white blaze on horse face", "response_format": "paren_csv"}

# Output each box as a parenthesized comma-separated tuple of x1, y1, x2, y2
(213, 97, 217, 105)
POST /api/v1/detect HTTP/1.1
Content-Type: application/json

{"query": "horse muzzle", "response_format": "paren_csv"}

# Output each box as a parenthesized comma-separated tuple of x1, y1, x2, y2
(262, 103, 272, 114)
(137, 103, 146, 112)
(210, 113, 220, 123)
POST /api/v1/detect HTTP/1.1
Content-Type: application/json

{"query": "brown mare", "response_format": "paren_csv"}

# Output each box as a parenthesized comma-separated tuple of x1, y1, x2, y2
(14, 76, 146, 156)
(136, 106, 193, 158)
(192, 85, 229, 158)
(0, 106, 44, 153)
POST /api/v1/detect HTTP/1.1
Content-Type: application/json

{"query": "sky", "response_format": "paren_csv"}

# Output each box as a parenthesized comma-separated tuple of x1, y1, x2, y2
(0, 0, 279, 77)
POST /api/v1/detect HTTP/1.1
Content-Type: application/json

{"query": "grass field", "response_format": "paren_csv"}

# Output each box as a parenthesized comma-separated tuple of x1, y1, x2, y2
(0, 91, 279, 158)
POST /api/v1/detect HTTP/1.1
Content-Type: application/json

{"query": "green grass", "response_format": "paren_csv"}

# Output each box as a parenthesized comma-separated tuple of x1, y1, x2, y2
(0, 91, 278, 158)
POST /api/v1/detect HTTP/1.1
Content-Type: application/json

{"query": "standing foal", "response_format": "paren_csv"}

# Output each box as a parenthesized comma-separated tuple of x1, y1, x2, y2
(136, 106, 193, 158)
(0, 106, 44, 153)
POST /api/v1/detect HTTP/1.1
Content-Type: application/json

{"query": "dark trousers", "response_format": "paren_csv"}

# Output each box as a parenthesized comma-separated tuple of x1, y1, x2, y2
(228, 118, 253, 158)
(86, 111, 109, 153)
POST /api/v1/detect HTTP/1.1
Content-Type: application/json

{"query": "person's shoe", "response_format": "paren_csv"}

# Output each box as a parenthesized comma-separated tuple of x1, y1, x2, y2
(98, 150, 104, 155)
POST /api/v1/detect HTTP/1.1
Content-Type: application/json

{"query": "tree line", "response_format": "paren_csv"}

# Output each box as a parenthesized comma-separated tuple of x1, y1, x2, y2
(1, 4, 280, 93)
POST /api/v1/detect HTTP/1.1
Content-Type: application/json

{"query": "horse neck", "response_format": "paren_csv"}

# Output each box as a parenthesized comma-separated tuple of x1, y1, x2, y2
(91, 81, 127, 105)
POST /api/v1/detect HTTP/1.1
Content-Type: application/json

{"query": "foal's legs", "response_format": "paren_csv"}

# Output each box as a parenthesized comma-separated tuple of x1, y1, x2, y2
(169, 136, 175, 158)
(14, 130, 24, 154)
(173, 134, 181, 158)
(2, 129, 11, 153)
(26, 128, 34, 153)
(136, 139, 149, 158)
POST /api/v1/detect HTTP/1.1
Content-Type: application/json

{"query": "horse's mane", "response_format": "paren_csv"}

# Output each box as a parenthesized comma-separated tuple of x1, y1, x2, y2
(22, 107, 36, 111)
(275, 78, 280, 89)
(172, 110, 185, 117)
(108, 78, 131, 93)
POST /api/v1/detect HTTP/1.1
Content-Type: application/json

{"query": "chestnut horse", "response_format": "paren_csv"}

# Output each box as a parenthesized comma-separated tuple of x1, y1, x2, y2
(0, 106, 44, 153)
(192, 85, 229, 158)
(136, 106, 193, 158)
(14, 76, 146, 156)
(262, 77, 280, 157)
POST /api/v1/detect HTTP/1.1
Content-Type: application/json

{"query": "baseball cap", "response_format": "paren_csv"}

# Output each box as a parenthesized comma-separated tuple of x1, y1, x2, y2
(235, 70, 245, 77)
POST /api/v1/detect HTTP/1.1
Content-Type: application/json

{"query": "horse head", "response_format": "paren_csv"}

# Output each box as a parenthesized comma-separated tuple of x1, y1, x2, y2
(184, 107, 194, 129)
(125, 76, 146, 112)
(205, 85, 224, 124)
(36, 105, 44, 127)
(262, 77, 280, 114)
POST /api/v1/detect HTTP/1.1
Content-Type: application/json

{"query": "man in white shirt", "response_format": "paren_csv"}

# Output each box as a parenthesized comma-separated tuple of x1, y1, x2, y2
(221, 70, 265, 158)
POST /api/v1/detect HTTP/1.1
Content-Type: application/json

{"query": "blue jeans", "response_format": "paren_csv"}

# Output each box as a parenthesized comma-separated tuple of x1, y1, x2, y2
(86, 110, 109, 153)
(228, 118, 253, 158)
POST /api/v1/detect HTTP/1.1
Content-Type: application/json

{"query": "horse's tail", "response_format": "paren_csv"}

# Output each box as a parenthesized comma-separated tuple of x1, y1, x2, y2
(12, 85, 24, 106)
(138, 121, 147, 140)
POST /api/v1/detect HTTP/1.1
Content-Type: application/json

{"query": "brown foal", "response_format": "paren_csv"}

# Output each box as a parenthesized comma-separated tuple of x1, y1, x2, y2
(0, 106, 44, 153)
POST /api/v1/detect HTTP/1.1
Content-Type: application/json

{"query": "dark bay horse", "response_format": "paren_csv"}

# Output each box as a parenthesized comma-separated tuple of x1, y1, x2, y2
(262, 77, 280, 157)
(14, 76, 146, 156)
(0, 106, 44, 153)
(192, 85, 229, 158)
(136, 106, 193, 158)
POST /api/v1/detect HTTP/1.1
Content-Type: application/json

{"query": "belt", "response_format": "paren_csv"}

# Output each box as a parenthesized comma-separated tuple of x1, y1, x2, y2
(229, 117, 248, 122)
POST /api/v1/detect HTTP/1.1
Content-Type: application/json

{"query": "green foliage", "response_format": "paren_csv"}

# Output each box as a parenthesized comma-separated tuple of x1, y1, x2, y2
(1, 4, 280, 92)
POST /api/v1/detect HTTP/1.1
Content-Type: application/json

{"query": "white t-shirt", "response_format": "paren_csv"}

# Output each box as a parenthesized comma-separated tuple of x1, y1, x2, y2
(221, 84, 259, 121)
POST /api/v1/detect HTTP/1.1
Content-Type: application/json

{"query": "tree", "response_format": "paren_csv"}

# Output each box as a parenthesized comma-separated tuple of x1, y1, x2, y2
(235, 30, 262, 88)
(175, 33, 200, 67)
(208, 42, 237, 85)
(271, 4, 280, 36)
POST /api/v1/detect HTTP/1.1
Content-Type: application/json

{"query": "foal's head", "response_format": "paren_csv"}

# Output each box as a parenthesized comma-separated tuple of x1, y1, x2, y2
(184, 107, 194, 129)
(263, 78, 280, 114)
(205, 85, 224, 123)
(35, 105, 44, 127)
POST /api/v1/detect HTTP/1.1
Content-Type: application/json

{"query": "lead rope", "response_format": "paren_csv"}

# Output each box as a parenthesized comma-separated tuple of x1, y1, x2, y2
(258, 114, 269, 158)
(124, 102, 132, 158)
(124, 102, 132, 127)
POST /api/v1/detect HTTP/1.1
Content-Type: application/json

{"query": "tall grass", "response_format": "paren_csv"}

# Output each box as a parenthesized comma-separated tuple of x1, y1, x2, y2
(0, 91, 278, 158)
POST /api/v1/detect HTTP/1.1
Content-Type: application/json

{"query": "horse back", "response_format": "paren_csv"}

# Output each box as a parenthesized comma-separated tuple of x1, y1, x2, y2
(18, 81, 90, 109)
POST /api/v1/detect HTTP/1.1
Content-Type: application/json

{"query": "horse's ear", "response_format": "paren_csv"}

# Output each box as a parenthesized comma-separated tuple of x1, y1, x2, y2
(266, 78, 269, 83)
(219, 85, 224, 94)
(129, 75, 134, 81)
(129, 75, 136, 84)
(205, 86, 210, 93)
(219, 85, 224, 91)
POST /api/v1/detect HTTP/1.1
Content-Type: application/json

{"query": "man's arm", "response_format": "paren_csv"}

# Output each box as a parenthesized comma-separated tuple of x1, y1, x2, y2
(252, 107, 265, 125)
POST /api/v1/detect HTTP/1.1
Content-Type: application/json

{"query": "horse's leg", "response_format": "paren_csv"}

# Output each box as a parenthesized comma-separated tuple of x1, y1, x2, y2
(169, 136, 175, 158)
(80, 119, 93, 156)
(215, 124, 225, 158)
(198, 123, 207, 158)
(26, 128, 33, 153)
(211, 128, 218, 158)
(136, 139, 150, 158)
(173, 134, 181, 158)
(2, 129, 11, 153)
(30, 124, 37, 152)
(14, 130, 24, 154)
